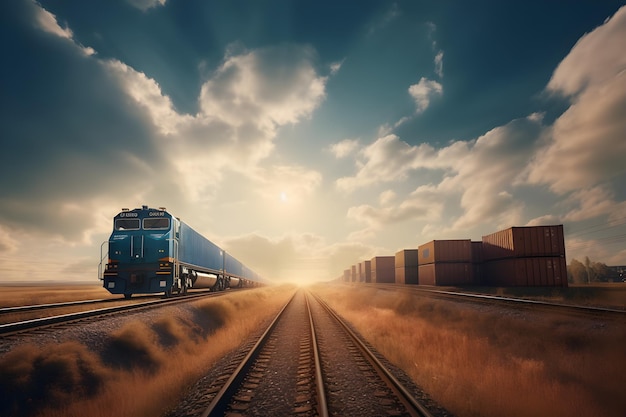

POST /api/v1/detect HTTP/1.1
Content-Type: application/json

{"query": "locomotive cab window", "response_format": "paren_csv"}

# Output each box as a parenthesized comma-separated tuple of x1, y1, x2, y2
(115, 219, 140, 230)
(143, 218, 170, 230)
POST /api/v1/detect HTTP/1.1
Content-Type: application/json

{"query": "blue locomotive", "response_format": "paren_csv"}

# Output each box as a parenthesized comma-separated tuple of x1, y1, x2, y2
(99, 206, 263, 298)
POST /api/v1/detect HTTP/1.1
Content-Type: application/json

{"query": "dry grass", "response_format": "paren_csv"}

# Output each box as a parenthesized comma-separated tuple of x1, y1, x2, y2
(0, 284, 115, 308)
(312, 284, 626, 417)
(0, 285, 296, 417)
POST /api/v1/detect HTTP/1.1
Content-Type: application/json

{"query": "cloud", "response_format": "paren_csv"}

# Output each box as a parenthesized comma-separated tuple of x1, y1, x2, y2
(524, 6, 626, 195)
(33, 4, 73, 39)
(336, 134, 460, 191)
(434, 50, 444, 78)
(200, 45, 326, 129)
(0, 2, 329, 241)
(127, 0, 167, 12)
(328, 138, 360, 159)
(341, 115, 544, 235)
(347, 184, 444, 228)
(408, 77, 443, 113)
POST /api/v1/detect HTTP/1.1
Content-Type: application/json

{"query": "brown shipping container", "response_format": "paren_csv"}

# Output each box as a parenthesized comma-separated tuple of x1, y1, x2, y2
(482, 225, 565, 261)
(483, 257, 568, 287)
(418, 240, 472, 265)
(471, 241, 483, 263)
(418, 263, 473, 286)
(360, 260, 372, 283)
(343, 269, 350, 282)
(395, 249, 418, 268)
(395, 266, 418, 285)
(351, 265, 357, 282)
(371, 256, 395, 283)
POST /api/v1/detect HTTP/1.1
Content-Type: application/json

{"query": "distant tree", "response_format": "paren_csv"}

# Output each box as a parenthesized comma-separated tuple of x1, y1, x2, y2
(584, 256, 592, 283)
(591, 261, 611, 282)
(568, 259, 587, 284)
(568, 257, 612, 283)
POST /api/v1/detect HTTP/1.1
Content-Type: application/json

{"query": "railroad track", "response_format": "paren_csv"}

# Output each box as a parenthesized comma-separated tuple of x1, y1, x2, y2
(0, 290, 224, 337)
(370, 283, 626, 317)
(172, 289, 437, 417)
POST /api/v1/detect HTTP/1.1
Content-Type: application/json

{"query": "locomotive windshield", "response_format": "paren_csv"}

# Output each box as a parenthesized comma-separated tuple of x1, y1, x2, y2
(143, 218, 170, 229)
(115, 219, 140, 230)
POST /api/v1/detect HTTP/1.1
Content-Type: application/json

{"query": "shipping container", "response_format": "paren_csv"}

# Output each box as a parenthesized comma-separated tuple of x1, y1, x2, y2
(360, 260, 372, 283)
(482, 225, 565, 261)
(396, 266, 418, 285)
(471, 241, 483, 264)
(418, 240, 472, 265)
(483, 257, 568, 287)
(351, 265, 357, 282)
(343, 269, 350, 282)
(418, 262, 473, 286)
(371, 256, 395, 283)
(395, 249, 418, 268)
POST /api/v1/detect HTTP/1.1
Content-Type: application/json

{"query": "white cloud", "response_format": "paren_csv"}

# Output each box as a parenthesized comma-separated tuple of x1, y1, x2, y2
(34, 5, 73, 39)
(340, 115, 543, 235)
(336, 134, 460, 192)
(32, 3, 95, 56)
(434, 50, 444, 78)
(330, 59, 344, 75)
(105, 60, 191, 136)
(525, 6, 626, 195)
(328, 138, 360, 158)
(127, 0, 167, 12)
(348, 184, 443, 228)
(408, 77, 443, 113)
(199, 45, 326, 129)
(104, 45, 328, 201)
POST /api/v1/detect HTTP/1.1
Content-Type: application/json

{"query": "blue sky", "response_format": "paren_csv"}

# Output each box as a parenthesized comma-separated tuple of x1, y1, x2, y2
(1, 0, 625, 283)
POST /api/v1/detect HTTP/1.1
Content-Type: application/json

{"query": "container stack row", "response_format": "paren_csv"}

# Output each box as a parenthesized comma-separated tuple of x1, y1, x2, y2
(481, 225, 567, 287)
(338, 224, 567, 288)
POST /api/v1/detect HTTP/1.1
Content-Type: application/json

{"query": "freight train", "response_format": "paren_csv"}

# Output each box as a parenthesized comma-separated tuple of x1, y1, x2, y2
(99, 206, 263, 298)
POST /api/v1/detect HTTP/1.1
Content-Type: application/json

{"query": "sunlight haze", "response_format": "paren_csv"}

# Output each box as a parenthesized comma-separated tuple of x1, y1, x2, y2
(1, 1, 625, 285)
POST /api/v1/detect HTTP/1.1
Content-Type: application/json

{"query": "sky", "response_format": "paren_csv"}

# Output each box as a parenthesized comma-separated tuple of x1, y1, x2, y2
(1, 0, 626, 284)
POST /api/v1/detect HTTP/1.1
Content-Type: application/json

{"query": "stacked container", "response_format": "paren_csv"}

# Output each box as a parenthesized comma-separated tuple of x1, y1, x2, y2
(395, 249, 418, 284)
(471, 241, 484, 285)
(481, 225, 567, 287)
(359, 260, 372, 283)
(343, 269, 350, 282)
(417, 240, 473, 286)
(371, 256, 395, 283)
(351, 265, 357, 283)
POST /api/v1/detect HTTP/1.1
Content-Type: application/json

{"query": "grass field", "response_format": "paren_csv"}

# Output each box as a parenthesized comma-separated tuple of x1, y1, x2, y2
(0, 283, 115, 308)
(0, 285, 296, 417)
(312, 283, 626, 417)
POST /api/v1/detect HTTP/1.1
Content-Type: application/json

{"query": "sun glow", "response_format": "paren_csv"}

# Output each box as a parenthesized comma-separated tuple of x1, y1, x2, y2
(280, 191, 288, 202)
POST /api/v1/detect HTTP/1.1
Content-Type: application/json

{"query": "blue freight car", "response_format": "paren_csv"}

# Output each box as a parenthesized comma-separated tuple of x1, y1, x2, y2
(99, 205, 262, 298)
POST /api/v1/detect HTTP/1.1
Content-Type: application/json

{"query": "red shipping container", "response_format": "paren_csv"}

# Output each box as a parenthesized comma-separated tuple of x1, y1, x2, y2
(396, 266, 418, 285)
(482, 225, 565, 261)
(418, 240, 472, 265)
(418, 263, 473, 286)
(483, 257, 568, 287)
(371, 256, 395, 283)
(395, 249, 418, 268)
